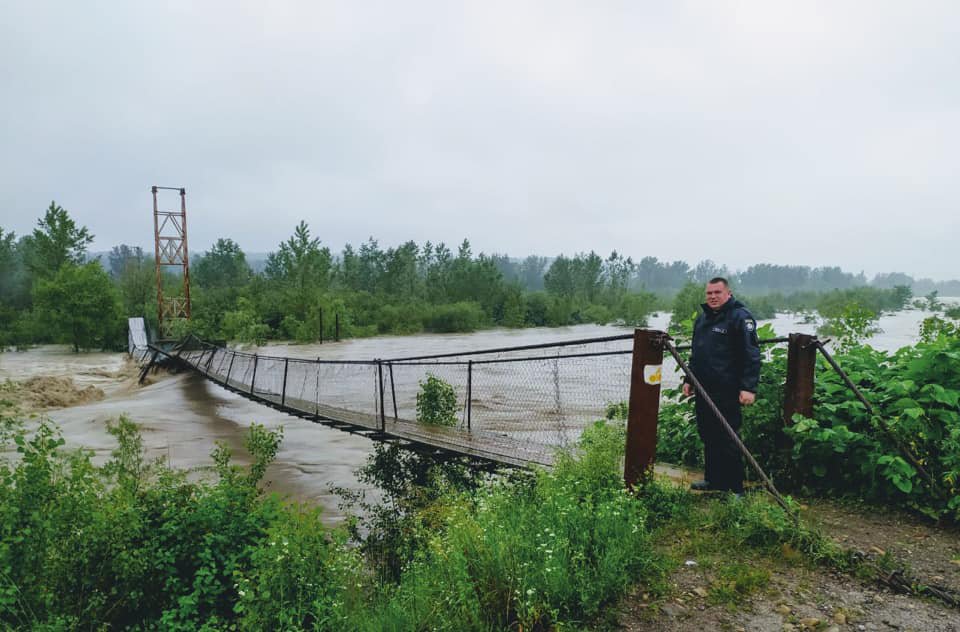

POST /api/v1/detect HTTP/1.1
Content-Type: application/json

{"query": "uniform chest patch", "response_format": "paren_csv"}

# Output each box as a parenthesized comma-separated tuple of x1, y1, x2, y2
(711, 326, 727, 334)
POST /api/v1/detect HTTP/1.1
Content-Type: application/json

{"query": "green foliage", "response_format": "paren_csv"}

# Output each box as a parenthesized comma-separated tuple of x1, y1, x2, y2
(416, 374, 459, 426)
(655, 323, 960, 522)
(31, 261, 124, 351)
(669, 281, 704, 334)
(193, 238, 252, 289)
(23, 201, 94, 279)
(222, 298, 271, 344)
(0, 414, 361, 630)
(351, 420, 663, 631)
(422, 301, 485, 333)
(818, 303, 881, 351)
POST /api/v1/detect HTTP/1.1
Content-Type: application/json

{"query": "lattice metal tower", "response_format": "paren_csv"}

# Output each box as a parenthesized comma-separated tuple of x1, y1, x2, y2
(152, 186, 192, 338)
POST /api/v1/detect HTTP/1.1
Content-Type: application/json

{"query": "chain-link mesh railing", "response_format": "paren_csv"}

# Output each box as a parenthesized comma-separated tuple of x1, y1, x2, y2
(166, 333, 786, 468)
(172, 335, 645, 465)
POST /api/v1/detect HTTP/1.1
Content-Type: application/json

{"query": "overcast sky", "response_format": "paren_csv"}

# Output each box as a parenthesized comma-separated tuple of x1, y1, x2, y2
(1, 1, 957, 279)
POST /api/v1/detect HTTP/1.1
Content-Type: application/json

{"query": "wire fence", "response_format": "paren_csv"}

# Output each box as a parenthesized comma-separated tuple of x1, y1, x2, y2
(150, 333, 787, 467)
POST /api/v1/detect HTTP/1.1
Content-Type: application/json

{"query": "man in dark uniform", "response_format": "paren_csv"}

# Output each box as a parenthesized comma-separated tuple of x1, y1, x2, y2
(681, 277, 761, 495)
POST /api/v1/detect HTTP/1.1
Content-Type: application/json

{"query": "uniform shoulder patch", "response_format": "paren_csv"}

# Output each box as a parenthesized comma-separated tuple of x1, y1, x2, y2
(745, 320, 755, 332)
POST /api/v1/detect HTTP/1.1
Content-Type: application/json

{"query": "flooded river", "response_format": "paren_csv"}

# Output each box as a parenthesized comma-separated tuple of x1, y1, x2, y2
(1, 302, 954, 523)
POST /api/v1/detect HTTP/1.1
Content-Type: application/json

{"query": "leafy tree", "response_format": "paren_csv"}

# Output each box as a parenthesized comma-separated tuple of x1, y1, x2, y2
(891, 284, 912, 310)
(669, 281, 705, 333)
(264, 221, 333, 323)
(24, 201, 94, 279)
(117, 252, 155, 319)
(108, 244, 144, 278)
(381, 241, 420, 297)
(193, 238, 252, 289)
(518, 254, 548, 291)
(603, 251, 635, 295)
(32, 262, 122, 351)
(691, 259, 728, 284)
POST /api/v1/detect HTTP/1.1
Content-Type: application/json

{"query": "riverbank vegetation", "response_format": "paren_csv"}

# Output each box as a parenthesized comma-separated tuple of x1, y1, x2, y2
(0, 202, 948, 350)
(650, 316, 960, 523)
(0, 405, 852, 630)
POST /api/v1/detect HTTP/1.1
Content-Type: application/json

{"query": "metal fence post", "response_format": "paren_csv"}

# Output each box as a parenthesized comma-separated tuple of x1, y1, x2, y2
(624, 329, 664, 488)
(315, 357, 321, 416)
(467, 360, 473, 431)
(388, 362, 398, 420)
(281, 358, 289, 407)
(205, 346, 216, 374)
(250, 354, 259, 395)
(377, 360, 386, 431)
(225, 351, 236, 387)
(319, 308, 324, 344)
(783, 333, 817, 424)
(335, 313, 340, 342)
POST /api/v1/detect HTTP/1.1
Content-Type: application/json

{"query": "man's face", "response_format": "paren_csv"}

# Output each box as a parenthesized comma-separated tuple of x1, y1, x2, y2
(705, 281, 731, 310)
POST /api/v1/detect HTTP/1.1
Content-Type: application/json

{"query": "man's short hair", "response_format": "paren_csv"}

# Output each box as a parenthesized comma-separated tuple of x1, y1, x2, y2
(707, 277, 729, 287)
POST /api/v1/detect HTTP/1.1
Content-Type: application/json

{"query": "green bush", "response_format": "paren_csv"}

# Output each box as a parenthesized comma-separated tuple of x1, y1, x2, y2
(422, 301, 485, 333)
(416, 374, 459, 426)
(0, 415, 358, 629)
(351, 420, 663, 631)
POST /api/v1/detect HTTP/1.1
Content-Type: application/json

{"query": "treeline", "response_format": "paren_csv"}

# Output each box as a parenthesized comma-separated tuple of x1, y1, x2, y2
(0, 202, 925, 350)
(0, 204, 661, 349)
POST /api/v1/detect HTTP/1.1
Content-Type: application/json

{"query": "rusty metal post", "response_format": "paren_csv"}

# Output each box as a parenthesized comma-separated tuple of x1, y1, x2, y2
(179, 188, 191, 320)
(466, 360, 473, 430)
(783, 333, 817, 424)
(624, 329, 664, 488)
(335, 313, 340, 342)
(151, 187, 163, 335)
(281, 358, 289, 407)
(250, 354, 258, 395)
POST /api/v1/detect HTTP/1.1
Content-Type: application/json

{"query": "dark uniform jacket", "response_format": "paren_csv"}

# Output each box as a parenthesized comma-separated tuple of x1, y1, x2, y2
(687, 297, 761, 393)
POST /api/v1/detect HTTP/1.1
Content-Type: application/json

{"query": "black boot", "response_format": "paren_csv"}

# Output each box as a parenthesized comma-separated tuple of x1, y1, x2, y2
(690, 480, 711, 491)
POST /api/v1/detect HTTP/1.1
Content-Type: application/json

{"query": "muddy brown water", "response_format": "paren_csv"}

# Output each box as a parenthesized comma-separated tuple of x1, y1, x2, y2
(0, 304, 953, 524)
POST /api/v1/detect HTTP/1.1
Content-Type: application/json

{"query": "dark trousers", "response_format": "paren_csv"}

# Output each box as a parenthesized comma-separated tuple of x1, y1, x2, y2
(694, 388, 744, 493)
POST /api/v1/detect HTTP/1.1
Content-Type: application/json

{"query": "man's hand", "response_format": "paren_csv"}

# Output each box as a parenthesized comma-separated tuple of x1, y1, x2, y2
(739, 390, 756, 405)
(682, 382, 693, 398)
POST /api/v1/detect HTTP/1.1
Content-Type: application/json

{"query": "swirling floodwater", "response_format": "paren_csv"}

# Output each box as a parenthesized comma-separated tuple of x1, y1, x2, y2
(1, 302, 954, 524)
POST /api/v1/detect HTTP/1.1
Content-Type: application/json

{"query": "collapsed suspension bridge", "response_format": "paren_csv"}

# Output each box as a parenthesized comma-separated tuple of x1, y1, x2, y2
(133, 321, 863, 499)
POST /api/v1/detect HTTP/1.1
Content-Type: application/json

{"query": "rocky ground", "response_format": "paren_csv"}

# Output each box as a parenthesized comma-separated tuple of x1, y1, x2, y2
(618, 497, 960, 632)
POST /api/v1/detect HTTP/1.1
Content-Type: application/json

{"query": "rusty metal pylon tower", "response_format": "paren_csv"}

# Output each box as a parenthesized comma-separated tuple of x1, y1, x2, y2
(152, 186, 191, 338)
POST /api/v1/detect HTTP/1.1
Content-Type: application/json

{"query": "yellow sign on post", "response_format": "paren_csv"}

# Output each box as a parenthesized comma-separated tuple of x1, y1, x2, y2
(643, 364, 662, 385)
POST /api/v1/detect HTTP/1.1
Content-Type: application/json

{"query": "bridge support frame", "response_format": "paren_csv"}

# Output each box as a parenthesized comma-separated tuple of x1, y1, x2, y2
(624, 329, 664, 488)
(152, 186, 191, 339)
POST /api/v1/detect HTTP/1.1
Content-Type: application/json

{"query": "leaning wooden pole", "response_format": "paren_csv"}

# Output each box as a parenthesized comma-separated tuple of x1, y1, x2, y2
(624, 329, 664, 488)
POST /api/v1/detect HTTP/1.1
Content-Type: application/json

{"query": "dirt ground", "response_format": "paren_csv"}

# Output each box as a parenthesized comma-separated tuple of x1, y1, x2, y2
(618, 497, 960, 632)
